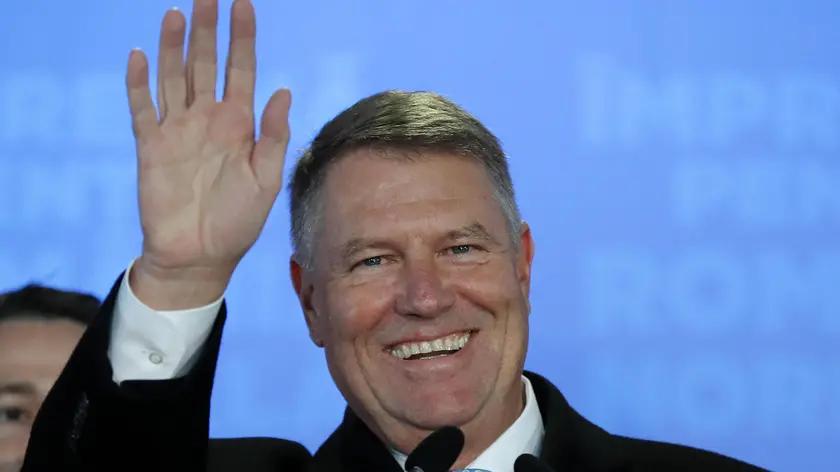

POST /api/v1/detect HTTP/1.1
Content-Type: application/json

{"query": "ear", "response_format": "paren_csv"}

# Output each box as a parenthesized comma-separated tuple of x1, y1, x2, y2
(290, 255, 324, 348)
(516, 222, 535, 313)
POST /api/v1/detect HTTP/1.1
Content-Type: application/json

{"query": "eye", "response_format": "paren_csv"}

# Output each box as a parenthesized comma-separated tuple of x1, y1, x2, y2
(0, 406, 27, 424)
(450, 245, 474, 255)
(353, 255, 383, 269)
(363, 256, 382, 266)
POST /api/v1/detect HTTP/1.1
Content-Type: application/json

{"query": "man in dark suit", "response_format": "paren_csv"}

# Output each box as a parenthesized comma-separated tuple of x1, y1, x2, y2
(21, 0, 768, 471)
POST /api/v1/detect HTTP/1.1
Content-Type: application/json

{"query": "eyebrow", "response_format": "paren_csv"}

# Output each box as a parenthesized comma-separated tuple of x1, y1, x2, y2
(444, 222, 499, 244)
(336, 221, 500, 263)
(0, 382, 36, 396)
(337, 238, 388, 264)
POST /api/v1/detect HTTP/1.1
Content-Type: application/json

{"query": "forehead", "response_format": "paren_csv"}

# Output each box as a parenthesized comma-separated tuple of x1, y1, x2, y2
(320, 150, 504, 230)
(0, 319, 83, 382)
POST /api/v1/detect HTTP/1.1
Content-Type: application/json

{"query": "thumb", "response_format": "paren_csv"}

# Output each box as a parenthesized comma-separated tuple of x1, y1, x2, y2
(252, 88, 292, 193)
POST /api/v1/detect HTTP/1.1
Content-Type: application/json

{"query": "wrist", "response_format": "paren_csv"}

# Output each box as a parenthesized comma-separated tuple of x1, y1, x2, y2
(130, 256, 233, 311)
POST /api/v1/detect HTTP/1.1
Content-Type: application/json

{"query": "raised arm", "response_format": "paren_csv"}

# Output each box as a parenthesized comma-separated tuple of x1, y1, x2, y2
(21, 0, 291, 469)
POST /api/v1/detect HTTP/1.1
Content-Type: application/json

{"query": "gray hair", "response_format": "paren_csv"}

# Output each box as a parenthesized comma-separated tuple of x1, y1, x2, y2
(288, 91, 521, 269)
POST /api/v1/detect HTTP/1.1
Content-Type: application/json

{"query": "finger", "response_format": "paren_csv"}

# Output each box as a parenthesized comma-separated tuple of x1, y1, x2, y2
(186, 0, 219, 106)
(126, 49, 160, 140)
(223, 0, 256, 108)
(252, 89, 292, 192)
(156, 8, 187, 121)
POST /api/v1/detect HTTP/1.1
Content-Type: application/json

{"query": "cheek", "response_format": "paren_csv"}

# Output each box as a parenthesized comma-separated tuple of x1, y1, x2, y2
(0, 428, 29, 461)
(320, 279, 396, 342)
(453, 263, 529, 356)
(450, 260, 524, 309)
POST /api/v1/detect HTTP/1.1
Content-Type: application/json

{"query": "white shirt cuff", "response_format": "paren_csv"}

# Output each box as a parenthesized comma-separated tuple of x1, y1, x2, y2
(108, 259, 223, 384)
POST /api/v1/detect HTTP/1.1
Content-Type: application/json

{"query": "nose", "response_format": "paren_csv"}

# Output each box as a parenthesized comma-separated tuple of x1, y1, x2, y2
(394, 257, 456, 318)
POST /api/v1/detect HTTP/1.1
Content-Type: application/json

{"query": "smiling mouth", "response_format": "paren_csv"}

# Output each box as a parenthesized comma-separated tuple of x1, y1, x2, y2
(389, 332, 473, 360)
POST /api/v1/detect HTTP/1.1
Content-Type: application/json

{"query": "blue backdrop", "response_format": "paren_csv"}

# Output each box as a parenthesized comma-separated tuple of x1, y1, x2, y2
(1, 1, 838, 470)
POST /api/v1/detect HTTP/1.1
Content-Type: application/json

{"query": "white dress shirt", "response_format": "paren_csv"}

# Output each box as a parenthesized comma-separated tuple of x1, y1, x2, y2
(107, 260, 546, 471)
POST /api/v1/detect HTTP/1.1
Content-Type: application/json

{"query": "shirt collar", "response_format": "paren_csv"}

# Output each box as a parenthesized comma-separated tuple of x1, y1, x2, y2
(391, 375, 545, 472)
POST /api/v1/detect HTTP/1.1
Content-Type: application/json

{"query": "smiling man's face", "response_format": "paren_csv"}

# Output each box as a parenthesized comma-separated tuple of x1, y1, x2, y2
(291, 149, 535, 459)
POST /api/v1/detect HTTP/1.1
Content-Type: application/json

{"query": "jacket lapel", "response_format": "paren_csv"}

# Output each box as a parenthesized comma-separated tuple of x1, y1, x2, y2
(311, 408, 404, 472)
(526, 371, 629, 472)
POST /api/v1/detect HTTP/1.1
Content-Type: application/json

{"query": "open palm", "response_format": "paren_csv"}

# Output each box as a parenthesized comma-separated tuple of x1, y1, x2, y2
(126, 0, 290, 273)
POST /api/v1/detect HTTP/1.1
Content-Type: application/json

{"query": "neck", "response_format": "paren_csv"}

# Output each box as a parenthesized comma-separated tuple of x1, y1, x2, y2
(448, 380, 526, 470)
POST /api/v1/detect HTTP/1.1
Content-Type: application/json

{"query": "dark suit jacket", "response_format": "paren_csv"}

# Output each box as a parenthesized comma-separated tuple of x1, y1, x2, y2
(21, 275, 768, 472)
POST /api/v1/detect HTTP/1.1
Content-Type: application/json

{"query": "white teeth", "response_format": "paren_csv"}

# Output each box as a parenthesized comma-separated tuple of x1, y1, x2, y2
(390, 332, 471, 359)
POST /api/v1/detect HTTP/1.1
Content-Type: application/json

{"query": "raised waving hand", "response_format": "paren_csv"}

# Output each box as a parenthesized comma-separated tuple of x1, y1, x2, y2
(125, 0, 291, 308)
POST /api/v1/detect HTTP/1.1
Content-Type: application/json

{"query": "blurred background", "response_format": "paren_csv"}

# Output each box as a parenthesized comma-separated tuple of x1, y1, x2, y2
(1, 0, 838, 470)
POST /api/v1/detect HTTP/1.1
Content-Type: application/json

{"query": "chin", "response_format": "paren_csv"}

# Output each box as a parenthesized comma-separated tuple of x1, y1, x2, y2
(393, 389, 487, 431)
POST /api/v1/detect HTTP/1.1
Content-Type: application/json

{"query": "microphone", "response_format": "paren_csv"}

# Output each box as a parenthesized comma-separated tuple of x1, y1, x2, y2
(514, 454, 554, 472)
(405, 426, 465, 472)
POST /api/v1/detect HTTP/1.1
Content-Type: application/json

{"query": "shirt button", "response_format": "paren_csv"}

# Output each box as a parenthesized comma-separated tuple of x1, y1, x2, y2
(148, 352, 164, 365)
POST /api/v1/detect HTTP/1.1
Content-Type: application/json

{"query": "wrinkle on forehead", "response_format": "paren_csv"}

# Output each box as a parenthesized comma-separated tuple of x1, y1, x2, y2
(330, 192, 503, 246)
(324, 151, 497, 216)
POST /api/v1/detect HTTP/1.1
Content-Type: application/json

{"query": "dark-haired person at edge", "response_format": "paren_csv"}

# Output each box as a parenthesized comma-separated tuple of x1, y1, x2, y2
(21, 1, 767, 471)
(0, 285, 99, 472)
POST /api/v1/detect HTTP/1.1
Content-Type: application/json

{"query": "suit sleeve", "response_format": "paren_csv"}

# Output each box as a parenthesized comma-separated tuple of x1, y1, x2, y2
(20, 272, 227, 472)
